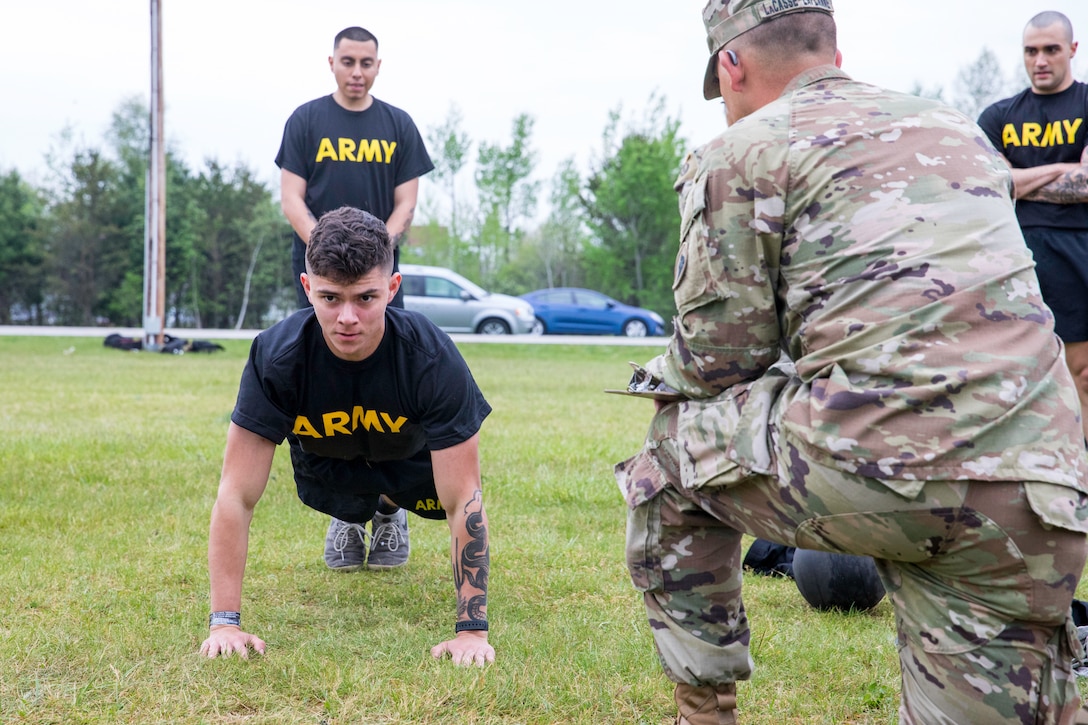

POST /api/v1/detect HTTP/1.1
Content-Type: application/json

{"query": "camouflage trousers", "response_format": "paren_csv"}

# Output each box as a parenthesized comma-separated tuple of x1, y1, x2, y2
(617, 402, 1088, 724)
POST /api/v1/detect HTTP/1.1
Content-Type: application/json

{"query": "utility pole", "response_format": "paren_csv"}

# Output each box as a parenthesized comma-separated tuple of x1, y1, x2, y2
(143, 0, 166, 350)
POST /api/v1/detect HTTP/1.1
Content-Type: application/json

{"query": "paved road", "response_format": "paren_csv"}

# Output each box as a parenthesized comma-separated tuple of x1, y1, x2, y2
(0, 325, 668, 347)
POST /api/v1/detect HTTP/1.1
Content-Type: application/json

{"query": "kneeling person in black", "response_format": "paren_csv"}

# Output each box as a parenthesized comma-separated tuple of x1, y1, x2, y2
(200, 206, 494, 666)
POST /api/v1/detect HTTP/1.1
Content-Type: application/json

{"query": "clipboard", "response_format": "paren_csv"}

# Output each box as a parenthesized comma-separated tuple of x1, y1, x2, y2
(604, 362, 685, 402)
(603, 388, 686, 402)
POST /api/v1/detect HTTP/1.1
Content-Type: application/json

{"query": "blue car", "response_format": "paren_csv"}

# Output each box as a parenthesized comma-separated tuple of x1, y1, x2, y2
(519, 287, 665, 337)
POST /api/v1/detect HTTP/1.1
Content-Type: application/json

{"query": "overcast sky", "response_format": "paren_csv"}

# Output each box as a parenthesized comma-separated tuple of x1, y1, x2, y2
(3, 0, 1087, 205)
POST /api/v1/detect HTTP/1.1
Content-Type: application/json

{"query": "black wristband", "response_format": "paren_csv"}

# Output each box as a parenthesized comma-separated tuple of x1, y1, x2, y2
(209, 611, 241, 628)
(454, 619, 488, 633)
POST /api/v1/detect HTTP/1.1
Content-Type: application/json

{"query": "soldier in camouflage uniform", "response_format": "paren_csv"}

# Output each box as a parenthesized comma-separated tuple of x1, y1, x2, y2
(616, 2, 1088, 723)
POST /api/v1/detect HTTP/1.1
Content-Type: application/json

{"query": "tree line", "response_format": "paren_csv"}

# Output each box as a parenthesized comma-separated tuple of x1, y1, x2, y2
(411, 93, 686, 325)
(0, 50, 1067, 329)
(0, 93, 688, 330)
(1, 98, 291, 329)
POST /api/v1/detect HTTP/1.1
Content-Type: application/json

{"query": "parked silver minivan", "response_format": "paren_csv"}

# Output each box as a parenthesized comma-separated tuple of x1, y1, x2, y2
(399, 264, 536, 335)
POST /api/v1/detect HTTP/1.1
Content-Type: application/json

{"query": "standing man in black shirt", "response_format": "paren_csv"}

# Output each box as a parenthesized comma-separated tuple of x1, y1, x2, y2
(276, 26, 435, 571)
(979, 11, 1088, 438)
(199, 207, 492, 666)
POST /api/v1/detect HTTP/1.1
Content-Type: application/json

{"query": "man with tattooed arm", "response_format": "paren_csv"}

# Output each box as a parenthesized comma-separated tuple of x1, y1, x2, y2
(199, 206, 493, 666)
(979, 11, 1088, 439)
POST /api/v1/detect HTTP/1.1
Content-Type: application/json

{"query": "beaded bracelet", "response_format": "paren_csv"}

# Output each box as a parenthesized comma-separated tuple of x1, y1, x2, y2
(454, 619, 488, 633)
(209, 611, 241, 628)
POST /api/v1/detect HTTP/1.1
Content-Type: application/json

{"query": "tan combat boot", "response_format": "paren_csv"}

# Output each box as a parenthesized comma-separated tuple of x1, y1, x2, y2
(674, 682, 738, 725)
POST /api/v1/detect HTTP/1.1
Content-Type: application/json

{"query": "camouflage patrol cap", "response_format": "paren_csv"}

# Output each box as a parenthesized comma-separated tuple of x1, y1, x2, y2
(701, 0, 835, 100)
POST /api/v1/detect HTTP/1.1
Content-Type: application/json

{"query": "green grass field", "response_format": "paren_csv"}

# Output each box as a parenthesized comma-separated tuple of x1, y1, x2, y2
(1, 335, 1081, 724)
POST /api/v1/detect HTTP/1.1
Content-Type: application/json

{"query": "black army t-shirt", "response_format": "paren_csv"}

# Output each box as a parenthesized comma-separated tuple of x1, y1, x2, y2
(231, 306, 490, 496)
(275, 95, 434, 224)
(978, 81, 1088, 229)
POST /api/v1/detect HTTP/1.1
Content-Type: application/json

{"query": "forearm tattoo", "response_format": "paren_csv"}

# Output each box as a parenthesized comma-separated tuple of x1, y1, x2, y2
(1024, 167, 1088, 203)
(453, 490, 489, 621)
(390, 208, 415, 248)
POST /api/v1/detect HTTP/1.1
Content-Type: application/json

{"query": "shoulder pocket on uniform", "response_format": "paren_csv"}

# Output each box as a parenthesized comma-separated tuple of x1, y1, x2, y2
(672, 175, 713, 316)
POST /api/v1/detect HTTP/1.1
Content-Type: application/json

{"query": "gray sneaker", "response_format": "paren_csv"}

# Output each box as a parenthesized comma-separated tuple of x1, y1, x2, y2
(324, 518, 368, 571)
(368, 508, 410, 570)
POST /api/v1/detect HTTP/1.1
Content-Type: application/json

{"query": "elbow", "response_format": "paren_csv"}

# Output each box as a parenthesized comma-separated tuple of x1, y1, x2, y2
(212, 488, 259, 521)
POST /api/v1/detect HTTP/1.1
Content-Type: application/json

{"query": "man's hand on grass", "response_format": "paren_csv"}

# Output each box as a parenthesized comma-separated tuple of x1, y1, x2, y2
(200, 626, 266, 659)
(430, 631, 494, 667)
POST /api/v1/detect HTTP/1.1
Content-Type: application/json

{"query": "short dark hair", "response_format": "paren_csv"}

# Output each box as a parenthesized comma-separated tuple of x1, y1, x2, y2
(306, 207, 393, 284)
(1027, 12, 1074, 43)
(733, 11, 837, 62)
(334, 27, 378, 52)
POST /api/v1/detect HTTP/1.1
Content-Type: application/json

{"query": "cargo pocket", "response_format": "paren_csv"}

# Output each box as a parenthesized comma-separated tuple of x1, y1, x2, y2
(1025, 482, 1088, 534)
(674, 390, 748, 492)
(1034, 617, 1083, 720)
(625, 494, 663, 593)
(675, 366, 790, 491)
(615, 449, 669, 510)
